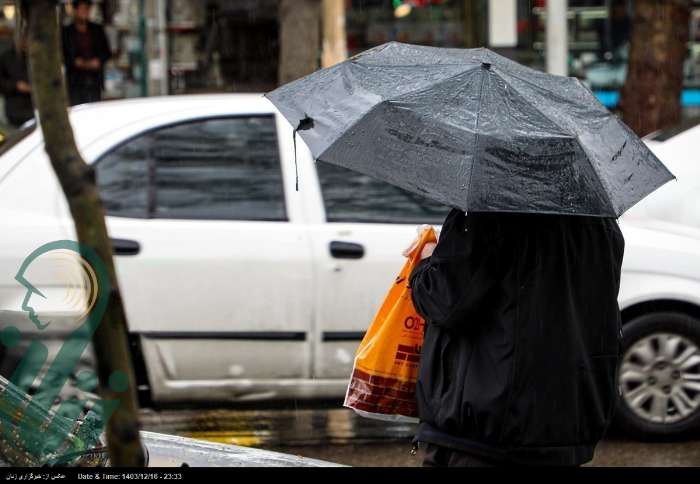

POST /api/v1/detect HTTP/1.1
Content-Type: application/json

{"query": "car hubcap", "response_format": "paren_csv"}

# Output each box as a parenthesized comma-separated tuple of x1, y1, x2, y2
(620, 332, 700, 424)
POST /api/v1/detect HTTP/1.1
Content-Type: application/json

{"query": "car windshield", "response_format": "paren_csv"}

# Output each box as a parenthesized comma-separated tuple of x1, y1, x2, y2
(645, 117, 700, 142)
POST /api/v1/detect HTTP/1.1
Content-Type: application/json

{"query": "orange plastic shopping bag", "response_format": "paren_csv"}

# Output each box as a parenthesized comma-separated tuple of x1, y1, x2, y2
(344, 227, 437, 422)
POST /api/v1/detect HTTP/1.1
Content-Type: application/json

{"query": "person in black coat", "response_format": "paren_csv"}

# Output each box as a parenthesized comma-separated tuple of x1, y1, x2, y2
(62, 0, 112, 106)
(0, 35, 33, 127)
(409, 209, 625, 466)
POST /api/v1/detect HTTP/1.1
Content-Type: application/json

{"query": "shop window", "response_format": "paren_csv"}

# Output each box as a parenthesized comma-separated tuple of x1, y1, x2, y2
(168, 0, 279, 94)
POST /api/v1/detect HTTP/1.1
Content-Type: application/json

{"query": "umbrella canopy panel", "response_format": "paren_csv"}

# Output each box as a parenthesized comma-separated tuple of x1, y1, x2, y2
(267, 42, 673, 217)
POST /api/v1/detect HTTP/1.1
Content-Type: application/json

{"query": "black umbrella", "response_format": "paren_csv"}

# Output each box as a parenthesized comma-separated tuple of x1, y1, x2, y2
(266, 42, 674, 217)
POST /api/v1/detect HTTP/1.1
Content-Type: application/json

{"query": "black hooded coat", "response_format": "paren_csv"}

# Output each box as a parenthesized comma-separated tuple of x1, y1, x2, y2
(409, 208, 625, 466)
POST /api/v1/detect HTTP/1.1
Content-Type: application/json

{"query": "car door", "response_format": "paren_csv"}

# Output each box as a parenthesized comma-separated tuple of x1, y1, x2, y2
(308, 162, 449, 379)
(93, 114, 315, 402)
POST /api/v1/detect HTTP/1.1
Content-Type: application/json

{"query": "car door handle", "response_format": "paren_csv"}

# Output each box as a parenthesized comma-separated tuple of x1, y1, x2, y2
(111, 238, 140, 256)
(329, 241, 365, 259)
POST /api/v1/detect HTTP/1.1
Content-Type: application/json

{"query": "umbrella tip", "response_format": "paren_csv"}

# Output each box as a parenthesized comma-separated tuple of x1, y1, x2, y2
(481, 62, 492, 70)
(296, 116, 314, 131)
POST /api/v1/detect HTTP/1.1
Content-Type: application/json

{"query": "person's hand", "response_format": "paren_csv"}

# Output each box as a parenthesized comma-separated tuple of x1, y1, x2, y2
(16, 81, 31, 94)
(75, 57, 86, 69)
(420, 243, 437, 260)
(402, 224, 434, 258)
(402, 235, 420, 258)
(86, 58, 101, 70)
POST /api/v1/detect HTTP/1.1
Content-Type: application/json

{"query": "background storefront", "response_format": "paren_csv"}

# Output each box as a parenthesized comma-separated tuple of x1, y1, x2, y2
(345, 0, 700, 115)
(0, 0, 697, 116)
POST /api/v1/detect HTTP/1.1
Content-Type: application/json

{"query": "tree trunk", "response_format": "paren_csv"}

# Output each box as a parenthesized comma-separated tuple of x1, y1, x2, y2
(21, 0, 145, 467)
(620, 0, 690, 136)
(279, 0, 321, 84)
(321, 0, 347, 68)
(463, 0, 487, 48)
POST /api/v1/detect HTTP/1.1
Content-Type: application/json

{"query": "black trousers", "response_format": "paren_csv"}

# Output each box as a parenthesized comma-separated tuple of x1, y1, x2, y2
(421, 443, 582, 467)
(421, 443, 499, 467)
(69, 84, 102, 106)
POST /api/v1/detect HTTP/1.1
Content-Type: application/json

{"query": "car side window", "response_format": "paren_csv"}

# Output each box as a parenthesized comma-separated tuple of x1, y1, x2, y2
(96, 116, 287, 221)
(316, 162, 448, 224)
(95, 134, 151, 219)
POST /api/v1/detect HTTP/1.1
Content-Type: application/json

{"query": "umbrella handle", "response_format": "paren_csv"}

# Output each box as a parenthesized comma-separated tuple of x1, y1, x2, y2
(292, 129, 299, 192)
(292, 116, 315, 192)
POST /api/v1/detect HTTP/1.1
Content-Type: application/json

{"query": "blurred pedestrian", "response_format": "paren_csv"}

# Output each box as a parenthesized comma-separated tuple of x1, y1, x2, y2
(62, 0, 111, 106)
(409, 209, 625, 467)
(0, 33, 33, 127)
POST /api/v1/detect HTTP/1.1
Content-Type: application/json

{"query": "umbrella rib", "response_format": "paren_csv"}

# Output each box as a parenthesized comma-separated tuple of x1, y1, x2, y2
(353, 61, 480, 68)
(403, 68, 480, 146)
(465, 66, 488, 212)
(495, 71, 617, 216)
(315, 66, 483, 188)
(568, 134, 617, 216)
(316, 64, 480, 159)
(493, 71, 581, 134)
(502, 69, 609, 115)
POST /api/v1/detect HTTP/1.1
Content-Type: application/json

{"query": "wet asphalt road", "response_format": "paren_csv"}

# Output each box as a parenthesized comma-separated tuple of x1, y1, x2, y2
(139, 405, 700, 467)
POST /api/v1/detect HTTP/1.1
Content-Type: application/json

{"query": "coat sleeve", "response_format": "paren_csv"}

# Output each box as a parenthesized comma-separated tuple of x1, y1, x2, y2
(96, 25, 112, 64)
(62, 27, 75, 67)
(409, 209, 502, 331)
(0, 53, 17, 95)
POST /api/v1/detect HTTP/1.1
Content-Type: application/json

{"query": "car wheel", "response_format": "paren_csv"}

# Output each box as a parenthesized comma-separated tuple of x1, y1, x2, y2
(616, 311, 700, 440)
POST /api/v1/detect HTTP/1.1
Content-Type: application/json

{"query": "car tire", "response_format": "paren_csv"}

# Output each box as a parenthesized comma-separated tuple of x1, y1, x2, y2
(615, 311, 700, 440)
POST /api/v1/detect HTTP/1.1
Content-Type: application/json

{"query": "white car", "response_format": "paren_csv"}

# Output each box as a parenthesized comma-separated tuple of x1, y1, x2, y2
(0, 95, 699, 440)
(626, 118, 700, 229)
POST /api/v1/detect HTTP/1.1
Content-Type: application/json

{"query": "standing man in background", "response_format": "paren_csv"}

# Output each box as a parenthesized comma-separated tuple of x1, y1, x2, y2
(62, 0, 111, 106)
(0, 32, 33, 127)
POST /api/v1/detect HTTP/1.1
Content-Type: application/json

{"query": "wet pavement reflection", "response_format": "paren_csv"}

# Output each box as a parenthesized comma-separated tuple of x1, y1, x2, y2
(140, 405, 700, 467)
(141, 406, 415, 448)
